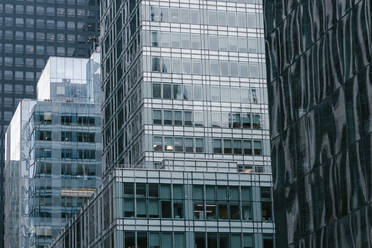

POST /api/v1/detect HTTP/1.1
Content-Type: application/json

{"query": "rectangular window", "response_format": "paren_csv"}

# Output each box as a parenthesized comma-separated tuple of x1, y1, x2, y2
(163, 84, 172, 99)
(173, 84, 182, 99)
(153, 136, 163, 151)
(224, 139, 232, 154)
(152, 57, 161, 72)
(149, 200, 159, 218)
(194, 112, 204, 127)
(195, 138, 204, 153)
(234, 140, 242, 154)
(153, 84, 161, 98)
(184, 111, 192, 126)
(243, 140, 252, 155)
(153, 110, 162, 125)
(174, 111, 182, 126)
(242, 113, 251, 129)
(232, 113, 241, 128)
(213, 139, 222, 154)
(254, 140, 262, 155)
(183, 85, 193, 100)
(164, 137, 174, 152)
(253, 114, 261, 129)
(185, 138, 193, 153)
(164, 111, 172, 125)
(174, 138, 184, 152)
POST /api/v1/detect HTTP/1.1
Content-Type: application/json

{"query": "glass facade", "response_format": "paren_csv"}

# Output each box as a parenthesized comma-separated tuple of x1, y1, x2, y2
(264, 0, 372, 247)
(49, 0, 275, 246)
(50, 169, 274, 248)
(0, 1, 100, 245)
(4, 55, 102, 248)
(101, 0, 269, 176)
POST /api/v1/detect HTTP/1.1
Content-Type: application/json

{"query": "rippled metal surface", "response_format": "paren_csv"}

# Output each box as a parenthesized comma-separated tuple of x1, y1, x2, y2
(264, 0, 372, 247)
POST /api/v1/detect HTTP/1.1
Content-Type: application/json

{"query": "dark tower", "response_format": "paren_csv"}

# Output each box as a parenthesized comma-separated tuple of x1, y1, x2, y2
(264, 0, 372, 247)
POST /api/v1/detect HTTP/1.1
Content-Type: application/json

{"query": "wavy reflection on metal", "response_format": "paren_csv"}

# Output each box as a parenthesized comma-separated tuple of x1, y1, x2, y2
(264, 0, 372, 247)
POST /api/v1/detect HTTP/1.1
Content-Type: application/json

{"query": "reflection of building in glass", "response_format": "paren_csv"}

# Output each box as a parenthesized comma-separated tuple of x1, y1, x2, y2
(51, 0, 275, 246)
(0, 2, 100, 243)
(4, 54, 102, 248)
(264, 0, 372, 247)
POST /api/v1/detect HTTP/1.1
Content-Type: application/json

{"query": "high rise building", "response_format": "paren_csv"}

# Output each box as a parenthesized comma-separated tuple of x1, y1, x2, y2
(0, 1, 100, 245)
(50, 0, 275, 247)
(264, 0, 372, 247)
(4, 54, 102, 248)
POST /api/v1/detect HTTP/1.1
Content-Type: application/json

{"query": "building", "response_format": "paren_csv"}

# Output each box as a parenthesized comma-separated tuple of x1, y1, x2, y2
(0, 1, 100, 245)
(264, 0, 372, 247)
(50, 168, 273, 248)
(4, 55, 102, 248)
(50, 0, 274, 246)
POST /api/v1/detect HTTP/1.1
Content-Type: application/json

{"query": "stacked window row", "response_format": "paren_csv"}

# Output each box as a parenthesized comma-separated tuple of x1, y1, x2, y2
(153, 136, 204, 153)
(192, 185, 272, 221)
(35, 162, 97, 178)
(121, 183, 272, 221)
(36, 130, 95, 143)
(152, 109, 262, 129)
(0, 18, 88, 30)
(150, 83, 263, 104)
(122, 231, 260, 248)
(35, 148, 97, 160)
(0, 1, 93, 14)
(0, 69, 39, 81)
(144, 31, 264, 54)
(144, 6, 263, 29)
(124, 231, 185, 248)
(213, 139, 263, 155)
(0, 5, 91, 16)
(0, 31, 85, 43)
(192, 185, 253, 220)
(0, 43, 79, 58)
(195, 232, 258, 248)
(33, 112, 96, 126)
(146, 56, 266, 78)
(152, 136, 266, 155)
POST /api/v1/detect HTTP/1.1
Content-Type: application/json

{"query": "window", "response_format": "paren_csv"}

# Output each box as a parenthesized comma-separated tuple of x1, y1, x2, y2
(213, 139, 222, 154)
(243, 140, 252, 155)
(164, 137, 174, 152)
(224, 139, 232, 154)
(234, 140, 242, 154)
(163, 84, 172, 99)
(153, 137, 162, 151)
(253, 114, 261, 129)
(183, 85, 192, 100)
(194, 112, 204, 127)
(211, 87, 220, 101)
(174, 111, 182, 126)
(173, 84, 182, 99)
(37, 131, 52, 141)
(153, 110, 162, 125)
(232, 113, 241, 128)
(243, 113, 251, 129)
(263, 235, 274, 248)
(174, 138, 183, 152)
(124, 199, 134, 217)
(254, 140, 262, 155)
(195, 138, 204, 153)
(61, 149, 73, 159)
(184, 111, 192, 126)
(185, 138, 193, 153)
(152, 57, 161, 72)
(153, 84, 161, 98)
(164, 110, 172, 125)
